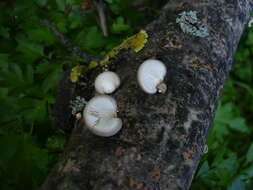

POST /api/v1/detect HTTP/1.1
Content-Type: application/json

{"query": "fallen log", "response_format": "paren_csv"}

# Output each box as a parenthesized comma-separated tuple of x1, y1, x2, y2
(41, 0, 253, 189)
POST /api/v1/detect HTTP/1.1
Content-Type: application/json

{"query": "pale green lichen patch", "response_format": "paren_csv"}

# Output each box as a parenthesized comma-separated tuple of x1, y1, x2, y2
(176, 11, 209, 38)
(69, 96, 87, 115)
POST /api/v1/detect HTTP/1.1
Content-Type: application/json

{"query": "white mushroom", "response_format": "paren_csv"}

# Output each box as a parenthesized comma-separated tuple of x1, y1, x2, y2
(83, 95, 122, 137)
(95, 71, 120, 94)
(137, 59, 167, 94)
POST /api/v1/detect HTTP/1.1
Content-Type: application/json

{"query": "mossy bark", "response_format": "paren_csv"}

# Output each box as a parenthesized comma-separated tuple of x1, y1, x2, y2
(42, 0, 253, 189)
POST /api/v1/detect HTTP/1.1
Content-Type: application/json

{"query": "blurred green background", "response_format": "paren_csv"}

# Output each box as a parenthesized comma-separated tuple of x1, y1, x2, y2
(0, 0, 252, 189)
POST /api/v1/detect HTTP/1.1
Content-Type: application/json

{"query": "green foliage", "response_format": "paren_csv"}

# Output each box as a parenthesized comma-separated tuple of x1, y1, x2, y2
(0, 0, 252, 189)
(0, 0, 145, 189)
(191, 27, 253, 190)
(111, 16, 131, 33)
(0, 134, 49, 189)
(75, 26, 106, 50)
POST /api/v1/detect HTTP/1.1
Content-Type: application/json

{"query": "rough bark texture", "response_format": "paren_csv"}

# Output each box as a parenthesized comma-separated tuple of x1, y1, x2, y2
(42, 0, 253, 189)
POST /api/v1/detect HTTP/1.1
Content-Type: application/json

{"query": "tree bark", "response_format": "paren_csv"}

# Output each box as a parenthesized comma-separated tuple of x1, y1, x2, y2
(42, 0, 253, 189)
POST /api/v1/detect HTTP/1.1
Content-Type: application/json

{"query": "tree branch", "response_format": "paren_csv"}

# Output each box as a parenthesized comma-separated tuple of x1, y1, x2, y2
(41, 0, 253, 189)
(95, 0, 108, 37)
(41, 19, 101, 62)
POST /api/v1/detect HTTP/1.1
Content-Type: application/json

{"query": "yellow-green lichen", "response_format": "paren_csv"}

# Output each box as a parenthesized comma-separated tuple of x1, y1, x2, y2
(70, 30, 148, 82)
(70, 62, 99, 83)
(70, 65, 85, 83)
(100, 30, 148, 65)
(88, 61, 98, 69)
(127, 30, 148, 52)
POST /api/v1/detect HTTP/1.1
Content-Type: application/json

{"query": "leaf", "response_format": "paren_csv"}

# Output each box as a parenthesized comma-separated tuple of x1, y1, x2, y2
(246, 31, 253, 45)
(0, 26, 9, 38)
(0, 53, 9, 69)
(213, 103, 250, 141)
(211, 146, 227, 168)
(210, 156, 239, 186)
(65, 0, 78, 4)
(26, 27, 56, 46)
(25, 99, 47, 123)
(108, 0, 130, 15)
(49, 12, 68, 33)
(243, 166, 253, 178)
(228, 118, 249, 133)
(42, 69, 62, 93)
(13, 64, 24, 82)
(68, 12, 82, 29)
(105, 0, 113, 3)
(221, 79, 237, 102)
(233, 80, 253, 97)
(0, 134, 49, 189)
(246, 143, 253, 164)
(227, 176, 245, 190)
(25, 64, 34, 85)
(75, 26, 106, 50)
(46, 135, 66, 150)
(111, 17, 130, 33)
(0, 63, 31, 92)
(0, 93, 19, 126)
(212, 122, 230, 142)
(16, 36, 44, 62)
(36, 60, 55, 74)
(232, 61, 252, 82)
(56, 0, 66, 11)
(196, 161, 210, 178)
(35, 0, 48, 7)
(44, 94, 55, 104)
(218, 156, 238, 173)
(0, 88, 8, 97)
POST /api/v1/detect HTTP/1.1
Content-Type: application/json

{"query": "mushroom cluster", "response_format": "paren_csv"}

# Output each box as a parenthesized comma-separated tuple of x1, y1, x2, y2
(80, 59, 167, 137)
(83, 71, 122, 137)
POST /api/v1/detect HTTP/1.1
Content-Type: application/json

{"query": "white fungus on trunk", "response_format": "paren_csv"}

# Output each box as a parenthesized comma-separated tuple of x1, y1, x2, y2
(95, 71, 120, 94)
(137, 59, 167, 94)
(83, 95, 122, 137)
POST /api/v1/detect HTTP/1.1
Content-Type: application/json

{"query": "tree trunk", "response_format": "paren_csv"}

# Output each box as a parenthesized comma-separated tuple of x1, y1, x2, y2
(41, 0, 253, 189)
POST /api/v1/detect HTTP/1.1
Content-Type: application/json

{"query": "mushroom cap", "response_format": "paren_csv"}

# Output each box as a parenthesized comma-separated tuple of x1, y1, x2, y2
(95, 71, 120, 94)
(137, 59, 167, 94)
(83, 95, 122, 137)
